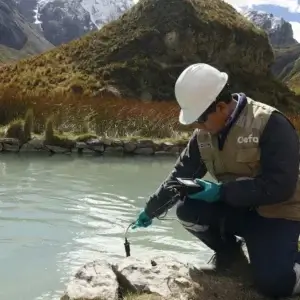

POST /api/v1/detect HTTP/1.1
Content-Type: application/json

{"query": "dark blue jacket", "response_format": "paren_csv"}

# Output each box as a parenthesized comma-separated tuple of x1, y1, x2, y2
(144, 93, 300, 218)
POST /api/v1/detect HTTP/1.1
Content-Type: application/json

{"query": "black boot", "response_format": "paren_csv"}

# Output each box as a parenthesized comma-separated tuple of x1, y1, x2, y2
(186, 226, 250, 279)
(207, 238, 250, 277)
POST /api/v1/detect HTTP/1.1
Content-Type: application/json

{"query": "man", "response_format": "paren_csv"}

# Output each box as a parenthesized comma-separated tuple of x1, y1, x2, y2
(132, 63, 300, 298)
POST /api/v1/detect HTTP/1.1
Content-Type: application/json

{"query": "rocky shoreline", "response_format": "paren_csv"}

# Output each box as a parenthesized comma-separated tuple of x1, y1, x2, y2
(0, 137, 188, 156)
(60, 255, 273, 300)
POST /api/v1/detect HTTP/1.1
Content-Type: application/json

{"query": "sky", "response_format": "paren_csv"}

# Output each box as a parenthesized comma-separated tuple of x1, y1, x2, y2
(224, 0, 300, 42)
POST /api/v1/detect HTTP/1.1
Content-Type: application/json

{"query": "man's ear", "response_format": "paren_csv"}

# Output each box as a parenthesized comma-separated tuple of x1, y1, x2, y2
(216, 101, 227, 113)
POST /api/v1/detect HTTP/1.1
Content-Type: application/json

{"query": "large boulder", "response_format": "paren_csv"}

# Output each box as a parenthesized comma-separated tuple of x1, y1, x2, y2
(61, 260, 119, 300)
(60, 255, 276, 300)
(1, 0, 299, 110)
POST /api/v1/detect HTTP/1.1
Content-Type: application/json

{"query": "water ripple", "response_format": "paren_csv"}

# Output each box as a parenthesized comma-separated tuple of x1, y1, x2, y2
(0, 155, 212, 300)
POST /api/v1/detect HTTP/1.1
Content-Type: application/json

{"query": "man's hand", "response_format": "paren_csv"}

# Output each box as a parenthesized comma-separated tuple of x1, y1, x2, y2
(131, 209, 152, 229)
(188, 179, 221, 203)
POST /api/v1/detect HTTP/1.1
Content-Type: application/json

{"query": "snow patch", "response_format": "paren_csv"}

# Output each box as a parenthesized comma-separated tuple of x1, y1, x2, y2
(242, 8, 285, 31)
(81, 0, 135, 28)
(34, 0, 135, 29)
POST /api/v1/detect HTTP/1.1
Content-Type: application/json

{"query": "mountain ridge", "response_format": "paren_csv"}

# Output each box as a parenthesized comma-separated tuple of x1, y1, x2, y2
(0, 0, 53, 62)
(0, 0, 298, 111)
(241, 8, 298, 47)
(13, 0, 135, 45)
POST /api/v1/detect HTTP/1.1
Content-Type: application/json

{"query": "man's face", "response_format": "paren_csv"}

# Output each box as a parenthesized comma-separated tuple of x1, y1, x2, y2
(195, 101, 231, 134)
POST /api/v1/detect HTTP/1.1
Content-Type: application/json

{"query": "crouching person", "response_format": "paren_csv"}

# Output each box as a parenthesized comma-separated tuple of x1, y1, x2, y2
(132, 63, 300, 298)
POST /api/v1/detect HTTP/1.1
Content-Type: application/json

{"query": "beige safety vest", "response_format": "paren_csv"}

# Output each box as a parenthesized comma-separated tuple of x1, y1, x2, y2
(196, 97, 300, 221)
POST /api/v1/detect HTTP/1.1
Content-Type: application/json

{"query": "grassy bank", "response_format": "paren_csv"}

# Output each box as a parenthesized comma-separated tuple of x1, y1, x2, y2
(1, 88, 300, 143)
(0, 88, 193, 142)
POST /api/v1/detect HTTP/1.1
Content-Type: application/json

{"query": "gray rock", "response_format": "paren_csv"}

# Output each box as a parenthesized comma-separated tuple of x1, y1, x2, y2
(0, 138, 19, 145)
(137, 140, 154, 148)
(124, 141, 137, 153)
(161, 141, 175, 151)
(45, 145, 71, 153)
(115, 256, 200, 299)
(85, 139, 105, 152)
(76, 141, 103, 153)
(111, 139, 124, 147)
(61, 256, 201, 300)
(0, 138, 20, 151)
(99, 137, 113, 146)
(61, 260, 118, 300)
(20, 138, 45, 151)
(104, 146, 124, 155)
(134, 147, 154, 155)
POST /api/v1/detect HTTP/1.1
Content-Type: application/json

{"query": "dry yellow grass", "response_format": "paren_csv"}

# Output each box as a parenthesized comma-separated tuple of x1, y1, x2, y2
(0, 87, 194, 140)
(1, 87, 300, 141)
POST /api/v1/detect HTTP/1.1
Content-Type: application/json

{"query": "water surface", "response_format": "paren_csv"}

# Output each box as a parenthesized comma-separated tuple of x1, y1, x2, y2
(0, 154, 213, 300)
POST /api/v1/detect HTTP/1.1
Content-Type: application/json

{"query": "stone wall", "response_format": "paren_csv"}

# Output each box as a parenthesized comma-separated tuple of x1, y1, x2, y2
(0, 137, 188, 156)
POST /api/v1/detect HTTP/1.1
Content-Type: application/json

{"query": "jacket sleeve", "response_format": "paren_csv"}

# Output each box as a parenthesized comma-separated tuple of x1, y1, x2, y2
(219, 111, 300, 207)
(144, 129, 207, 218)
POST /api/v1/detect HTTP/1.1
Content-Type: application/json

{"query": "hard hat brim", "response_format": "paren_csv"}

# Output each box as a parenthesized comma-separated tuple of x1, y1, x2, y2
(179, 108, 202, 125)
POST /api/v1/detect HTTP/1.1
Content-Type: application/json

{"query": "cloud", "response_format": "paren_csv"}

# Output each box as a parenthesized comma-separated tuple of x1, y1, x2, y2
(224, 0, 300, 13)
(290, 22, 300, 41)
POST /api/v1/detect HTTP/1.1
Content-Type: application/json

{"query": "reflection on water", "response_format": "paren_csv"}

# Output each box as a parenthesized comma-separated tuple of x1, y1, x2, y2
(0, 154, 213, 300)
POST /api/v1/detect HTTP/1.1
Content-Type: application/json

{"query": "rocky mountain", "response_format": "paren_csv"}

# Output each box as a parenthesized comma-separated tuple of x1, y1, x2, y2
(242, 9, 297, 47)
(242, 9, 300, 93)
(38, 0, 97, 46)
(81, 0, 135, 28)
(13, 0, 135, 46)
(1, 0, 298, 110)
(0, 0, 53, 62)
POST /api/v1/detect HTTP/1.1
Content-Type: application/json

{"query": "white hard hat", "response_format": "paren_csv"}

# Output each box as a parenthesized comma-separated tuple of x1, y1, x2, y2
(174, 63, 228, 125)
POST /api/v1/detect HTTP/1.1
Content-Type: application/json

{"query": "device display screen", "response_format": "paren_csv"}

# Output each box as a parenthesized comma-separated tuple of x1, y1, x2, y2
(176, 178, 201, 187)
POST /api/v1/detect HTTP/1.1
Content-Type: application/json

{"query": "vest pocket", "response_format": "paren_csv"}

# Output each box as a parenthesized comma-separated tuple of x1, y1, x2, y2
(236, 147, 260, 163)
(236, 148, 260, 177)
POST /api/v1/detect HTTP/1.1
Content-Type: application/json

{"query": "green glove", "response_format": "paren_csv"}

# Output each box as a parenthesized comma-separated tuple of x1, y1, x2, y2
(188, 179, 221, 203)
(131, 209, 152, 229)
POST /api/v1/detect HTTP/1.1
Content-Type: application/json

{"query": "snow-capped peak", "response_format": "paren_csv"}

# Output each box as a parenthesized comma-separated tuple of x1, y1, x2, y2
(81, 0, 135, 28)
(33, 0, 135, 28)
(241, 8, 285, 31)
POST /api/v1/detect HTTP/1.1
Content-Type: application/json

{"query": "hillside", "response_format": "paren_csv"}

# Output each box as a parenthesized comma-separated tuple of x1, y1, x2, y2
(271, 45, 300, 94)
(272, 45, 300, 80)
(0, 0, 53, 63)
(0, 0, 299, 110)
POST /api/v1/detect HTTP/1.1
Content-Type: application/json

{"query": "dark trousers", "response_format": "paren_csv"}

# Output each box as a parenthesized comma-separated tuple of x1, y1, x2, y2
(176, 198, 300, 297)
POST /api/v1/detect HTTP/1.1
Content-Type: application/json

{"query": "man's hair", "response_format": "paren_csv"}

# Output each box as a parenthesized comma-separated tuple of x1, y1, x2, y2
(215, 83, 232, 104)
(200, 83, 233, 117)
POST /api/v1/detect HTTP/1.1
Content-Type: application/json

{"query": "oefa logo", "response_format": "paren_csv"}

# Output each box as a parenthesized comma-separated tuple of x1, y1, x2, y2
(237, 133, 259, 144)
